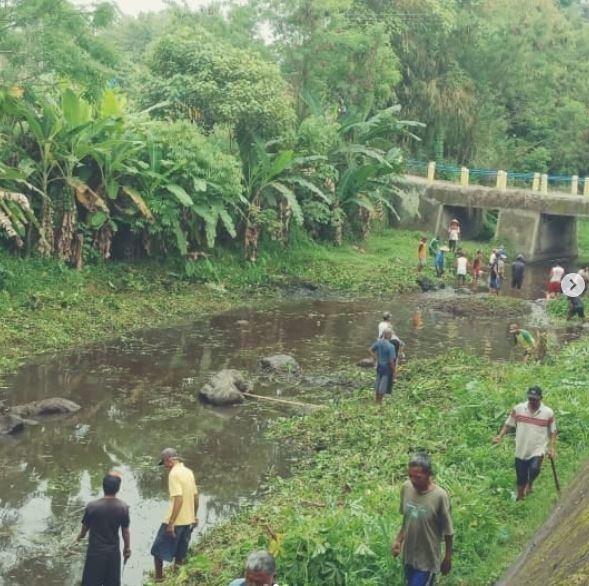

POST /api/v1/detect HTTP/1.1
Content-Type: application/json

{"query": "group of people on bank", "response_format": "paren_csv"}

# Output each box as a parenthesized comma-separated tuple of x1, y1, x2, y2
(366, 312, 558, 585)
(77, 228, 579, 586)
(420, 220, 588, 316)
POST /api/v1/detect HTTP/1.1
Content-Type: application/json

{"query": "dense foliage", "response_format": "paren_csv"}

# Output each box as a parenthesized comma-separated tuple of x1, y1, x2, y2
(1, 0, 588, 267)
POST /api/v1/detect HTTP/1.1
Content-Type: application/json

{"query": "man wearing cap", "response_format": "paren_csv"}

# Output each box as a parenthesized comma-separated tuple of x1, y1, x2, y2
(151, 448, 199, 582)
(509, 323, 536, 361)
(493, 387, 557, 500)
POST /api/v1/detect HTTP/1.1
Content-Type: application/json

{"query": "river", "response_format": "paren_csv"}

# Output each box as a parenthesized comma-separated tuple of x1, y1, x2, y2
(0, 261, 585, 585)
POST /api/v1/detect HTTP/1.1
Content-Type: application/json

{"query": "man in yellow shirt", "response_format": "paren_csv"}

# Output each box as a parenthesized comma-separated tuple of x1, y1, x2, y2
(151, 448, 199, 582)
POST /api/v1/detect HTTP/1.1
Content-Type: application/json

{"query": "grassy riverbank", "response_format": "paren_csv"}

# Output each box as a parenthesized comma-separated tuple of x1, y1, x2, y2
(156, 338, 589, 586)
(0, 229, 490, 377)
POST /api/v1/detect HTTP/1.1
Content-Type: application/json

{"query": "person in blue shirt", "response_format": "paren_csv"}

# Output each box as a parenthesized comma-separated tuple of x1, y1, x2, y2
(228, 551, 276, 586)
(435, 248, 446, 277)
(370, 327, 397, 404)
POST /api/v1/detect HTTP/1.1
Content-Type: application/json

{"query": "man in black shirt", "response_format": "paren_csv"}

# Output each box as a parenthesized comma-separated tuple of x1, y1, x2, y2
(78, 473, 131, 586)
(511, 255, 526, 289)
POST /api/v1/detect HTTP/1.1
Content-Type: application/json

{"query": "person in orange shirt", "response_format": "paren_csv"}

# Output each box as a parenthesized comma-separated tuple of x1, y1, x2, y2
(417, 237, 427, 272)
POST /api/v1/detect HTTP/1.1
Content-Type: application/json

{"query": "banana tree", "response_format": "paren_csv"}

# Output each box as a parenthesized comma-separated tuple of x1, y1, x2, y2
(242, 140, 328, 261)
(327, 106, 424, 243)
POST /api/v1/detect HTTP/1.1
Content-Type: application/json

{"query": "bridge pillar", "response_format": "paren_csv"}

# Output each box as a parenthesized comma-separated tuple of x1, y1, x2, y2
(496, 210, 577, 261)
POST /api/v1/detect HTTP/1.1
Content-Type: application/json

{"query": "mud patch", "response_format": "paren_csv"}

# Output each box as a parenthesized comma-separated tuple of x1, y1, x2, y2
(497, 459, 589, 586)
(431, 296, 532, 318)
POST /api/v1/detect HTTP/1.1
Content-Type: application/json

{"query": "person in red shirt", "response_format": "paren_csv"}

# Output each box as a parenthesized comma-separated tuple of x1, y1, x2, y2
(472, 250, 482, 289)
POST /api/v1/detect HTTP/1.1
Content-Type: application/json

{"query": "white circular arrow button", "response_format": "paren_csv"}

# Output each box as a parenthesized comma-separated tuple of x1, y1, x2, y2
(561, 273, 586, 298)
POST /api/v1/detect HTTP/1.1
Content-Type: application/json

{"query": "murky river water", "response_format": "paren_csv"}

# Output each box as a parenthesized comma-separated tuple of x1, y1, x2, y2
(0, 261, 585, 585)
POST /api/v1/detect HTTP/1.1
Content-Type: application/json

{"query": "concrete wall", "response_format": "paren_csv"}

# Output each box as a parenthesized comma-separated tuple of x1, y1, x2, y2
(395, 177, 582, 261)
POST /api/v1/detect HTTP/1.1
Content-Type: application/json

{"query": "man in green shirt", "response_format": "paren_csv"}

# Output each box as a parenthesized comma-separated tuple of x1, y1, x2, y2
(509, 324, 536, 360)
(428, 236, 440, 270)
(392, 453, 454, 586)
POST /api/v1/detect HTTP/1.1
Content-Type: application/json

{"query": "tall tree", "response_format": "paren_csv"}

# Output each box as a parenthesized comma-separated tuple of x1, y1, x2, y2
(0, 0, 121, 93)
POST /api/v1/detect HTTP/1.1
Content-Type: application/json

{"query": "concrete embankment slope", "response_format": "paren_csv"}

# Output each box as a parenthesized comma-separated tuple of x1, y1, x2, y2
(496, 459, 589, 586)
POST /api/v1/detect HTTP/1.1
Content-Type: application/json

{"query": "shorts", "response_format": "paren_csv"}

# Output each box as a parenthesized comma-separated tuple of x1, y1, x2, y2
(404, 564, 435, 586)
(489, 275, 501, 290)
(547, 281, 561, 294)
(515, 456, 544, 486)
(151, 523, 193, 563)
(375, 367, 394, 395)
(81, 550, 121, 586)
(418, 257, 426, 268)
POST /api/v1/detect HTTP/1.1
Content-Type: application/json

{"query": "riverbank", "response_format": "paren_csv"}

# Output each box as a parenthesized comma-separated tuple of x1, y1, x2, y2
(156, 337, 589, 586)
(0, 229, 492, 377)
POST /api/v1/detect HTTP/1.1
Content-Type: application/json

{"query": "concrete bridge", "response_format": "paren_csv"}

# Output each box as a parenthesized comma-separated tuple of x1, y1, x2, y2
(400, 176, 589, 261)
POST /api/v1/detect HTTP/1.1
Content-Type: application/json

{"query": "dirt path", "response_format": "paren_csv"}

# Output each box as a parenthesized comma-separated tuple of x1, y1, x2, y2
(496, 459, 589, 585)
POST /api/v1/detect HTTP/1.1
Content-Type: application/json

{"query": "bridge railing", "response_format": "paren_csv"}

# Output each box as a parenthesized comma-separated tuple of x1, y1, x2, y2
(405, 160, 589, 196)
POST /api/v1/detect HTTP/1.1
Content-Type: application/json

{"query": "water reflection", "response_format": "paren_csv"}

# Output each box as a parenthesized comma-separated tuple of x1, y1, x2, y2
(0, 287, 579, 585)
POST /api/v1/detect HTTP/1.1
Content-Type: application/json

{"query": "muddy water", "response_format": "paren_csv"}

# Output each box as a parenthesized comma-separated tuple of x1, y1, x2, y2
(0, 261, 584, 586)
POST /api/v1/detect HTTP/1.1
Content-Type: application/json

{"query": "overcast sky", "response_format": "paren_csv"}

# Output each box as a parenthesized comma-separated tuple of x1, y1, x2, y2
(73, 0, 212, 17)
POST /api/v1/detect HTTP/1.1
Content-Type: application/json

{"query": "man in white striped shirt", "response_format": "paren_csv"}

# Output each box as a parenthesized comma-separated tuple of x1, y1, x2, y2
(493, 386, 557, 500)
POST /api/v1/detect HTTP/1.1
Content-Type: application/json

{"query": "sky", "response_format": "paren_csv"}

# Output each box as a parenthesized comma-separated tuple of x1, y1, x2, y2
(73, 0, 212, 17)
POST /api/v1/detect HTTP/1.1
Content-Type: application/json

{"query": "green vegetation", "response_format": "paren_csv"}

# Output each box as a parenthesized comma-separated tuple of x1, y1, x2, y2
(0, 229, 484, 375)
(577, 219, 589, 259)
(156, 340, 589, 586)
(1, 0, 589, 274)
(1, 1, 589, 583)
(431, 296, 531, 318)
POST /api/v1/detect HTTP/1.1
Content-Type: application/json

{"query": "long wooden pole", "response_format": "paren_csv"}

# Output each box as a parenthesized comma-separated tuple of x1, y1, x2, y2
(242, 392, 324, 411)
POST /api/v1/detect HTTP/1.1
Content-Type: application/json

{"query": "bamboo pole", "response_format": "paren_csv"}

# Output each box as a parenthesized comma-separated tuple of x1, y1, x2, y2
(242, 392, 325, 411)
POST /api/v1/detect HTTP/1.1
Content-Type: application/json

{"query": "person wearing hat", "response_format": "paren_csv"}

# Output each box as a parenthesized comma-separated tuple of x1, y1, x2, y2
(151, 448, 199, 582)
(447, 219, 460, 253)
(493, 387, 557, 500)
(509, 323, 536, 361)
(511, 255, 526, 289)
(378, 311, 393, 339)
